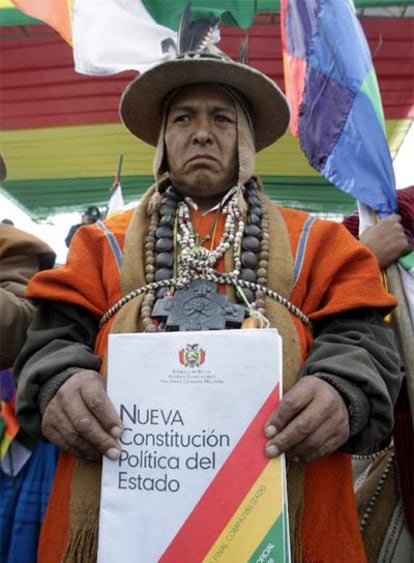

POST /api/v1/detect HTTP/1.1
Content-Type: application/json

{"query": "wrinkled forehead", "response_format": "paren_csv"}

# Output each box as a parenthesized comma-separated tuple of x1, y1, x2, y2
(164, 83, 252, 119)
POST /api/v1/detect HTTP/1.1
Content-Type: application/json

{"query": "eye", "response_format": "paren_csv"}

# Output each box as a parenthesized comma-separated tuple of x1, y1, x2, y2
(173, 113, 191, 123)
(215, 113, 235, 124)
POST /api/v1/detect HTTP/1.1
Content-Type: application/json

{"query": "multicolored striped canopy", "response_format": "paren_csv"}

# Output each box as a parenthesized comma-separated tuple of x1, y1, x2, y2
(0, 1, 412, 218)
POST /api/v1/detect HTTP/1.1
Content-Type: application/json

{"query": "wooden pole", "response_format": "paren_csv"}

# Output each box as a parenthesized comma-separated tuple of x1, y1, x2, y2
(386, 262, 414, 426)
(110, 154, 123, 191)
(116, 154, 123, 185)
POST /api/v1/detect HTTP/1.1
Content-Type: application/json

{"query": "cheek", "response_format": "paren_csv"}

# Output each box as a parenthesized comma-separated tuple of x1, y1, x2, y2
(165, 133, 183, 161)
(165, 137, 177, 168)
(222, 129, 237, 148)
(224, 135, 238, 161)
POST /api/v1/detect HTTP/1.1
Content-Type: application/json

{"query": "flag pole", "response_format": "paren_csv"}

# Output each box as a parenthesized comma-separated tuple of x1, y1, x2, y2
(110, 154, 123, 191)
(385, 262, 414, 425)
(359, 204, 414, 423)
(106, 154, 125, 217)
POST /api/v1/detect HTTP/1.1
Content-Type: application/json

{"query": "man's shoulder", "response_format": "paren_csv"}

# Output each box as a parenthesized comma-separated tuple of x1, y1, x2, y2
(262, 199, 353, 244)
(262, 197, 313, 227)
(0, 223, 56, 265)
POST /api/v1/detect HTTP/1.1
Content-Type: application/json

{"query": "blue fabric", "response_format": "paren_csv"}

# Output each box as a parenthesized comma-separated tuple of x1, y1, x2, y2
(293, 216, 317, 282)
(284, 0, 319, 58)
(322, 89, 398, 218)
(308, 0, 372, 87)
(299, 65, 355, 170)
(0, 369, 15, 403)
(0, 442, 58, 563)
(96, 220, 123, 271)
(284, 0, 398, 217)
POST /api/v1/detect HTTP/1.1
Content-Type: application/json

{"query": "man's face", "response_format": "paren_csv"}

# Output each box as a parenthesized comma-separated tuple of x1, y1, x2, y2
(164, 84, 238, 210)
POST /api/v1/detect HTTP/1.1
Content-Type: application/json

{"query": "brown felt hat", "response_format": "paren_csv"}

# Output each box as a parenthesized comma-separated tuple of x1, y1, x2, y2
(119, 14, 290, 153)
(0, 154, 7, 182)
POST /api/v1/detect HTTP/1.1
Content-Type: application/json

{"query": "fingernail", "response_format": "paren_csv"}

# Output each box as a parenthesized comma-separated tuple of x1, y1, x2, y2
(265, 424, 277, 438)
(110, 426, 123, 439)
(265, 444, 280, 457)
(106, 447, 121, 460)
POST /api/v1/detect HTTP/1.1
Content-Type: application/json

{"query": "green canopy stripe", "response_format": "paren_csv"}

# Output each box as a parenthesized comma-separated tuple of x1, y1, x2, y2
(2, 175, 357, 219)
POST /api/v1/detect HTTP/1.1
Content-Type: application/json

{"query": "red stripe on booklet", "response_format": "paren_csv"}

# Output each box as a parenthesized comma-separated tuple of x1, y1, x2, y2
(159, 384, 280, 562)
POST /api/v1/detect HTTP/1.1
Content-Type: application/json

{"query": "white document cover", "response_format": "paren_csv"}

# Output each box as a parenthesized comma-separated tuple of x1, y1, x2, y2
(98, 328, 285, 563)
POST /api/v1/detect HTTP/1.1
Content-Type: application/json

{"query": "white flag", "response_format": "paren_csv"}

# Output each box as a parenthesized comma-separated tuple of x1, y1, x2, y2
(107, 184, 125, 216)
(72, 0, 177, 75)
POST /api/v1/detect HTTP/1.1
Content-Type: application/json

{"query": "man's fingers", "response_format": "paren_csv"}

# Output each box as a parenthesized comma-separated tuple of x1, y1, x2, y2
(265, 409, 321, 458)
(45, 423, 101, 462)
(42, 400, 102, 461)
(80, 376, 124, 438)
(265, 380, 314, 434)
(264, 377, 350, 459)
(278, 418, 349, 462)
(42, 410, 89, 460)
(69, 410, 121, 459)
(61, 388, 122, 459)
(265, 419, 348, 461)
(42, 370, 123, 460)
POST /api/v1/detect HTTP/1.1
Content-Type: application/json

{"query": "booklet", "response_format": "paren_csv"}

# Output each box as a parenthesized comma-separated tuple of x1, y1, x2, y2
(98, 328, 290, 563)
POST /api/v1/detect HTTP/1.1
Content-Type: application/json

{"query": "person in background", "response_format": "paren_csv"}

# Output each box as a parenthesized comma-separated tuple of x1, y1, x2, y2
(0, 223, 56, 368)
(14, 8, 403, 563)
(64, 204, 102, 248)
(0, 155, 59, 563)
(343, 186, 413, 563)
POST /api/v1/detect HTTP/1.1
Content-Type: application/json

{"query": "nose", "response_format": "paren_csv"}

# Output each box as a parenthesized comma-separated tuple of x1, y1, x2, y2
(192, 116, 213, 145)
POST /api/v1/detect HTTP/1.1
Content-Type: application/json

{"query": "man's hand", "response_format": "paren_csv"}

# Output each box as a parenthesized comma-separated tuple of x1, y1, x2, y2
(41, 370, 124, 462)
(264, 376, 349, 462)
(360, 213, 411, 269)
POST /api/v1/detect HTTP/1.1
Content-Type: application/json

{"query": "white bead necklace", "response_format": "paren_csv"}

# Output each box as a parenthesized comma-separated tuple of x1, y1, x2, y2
(176, 193, 245, 281)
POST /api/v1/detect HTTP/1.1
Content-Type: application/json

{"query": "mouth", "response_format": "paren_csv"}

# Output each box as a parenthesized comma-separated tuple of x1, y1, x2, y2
(187, 154, 217, 164)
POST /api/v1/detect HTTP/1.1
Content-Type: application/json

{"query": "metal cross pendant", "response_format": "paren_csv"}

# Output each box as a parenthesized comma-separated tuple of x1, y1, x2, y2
(151, 279, 246, 331)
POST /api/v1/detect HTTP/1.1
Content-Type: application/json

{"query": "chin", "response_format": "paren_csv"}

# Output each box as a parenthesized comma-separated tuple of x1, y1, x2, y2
(172, 170, 236, 199)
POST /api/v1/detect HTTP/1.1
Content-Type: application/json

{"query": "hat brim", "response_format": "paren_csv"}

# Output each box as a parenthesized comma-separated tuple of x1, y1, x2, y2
(119, 57, 290, 152)
(0, 154, 7, 182)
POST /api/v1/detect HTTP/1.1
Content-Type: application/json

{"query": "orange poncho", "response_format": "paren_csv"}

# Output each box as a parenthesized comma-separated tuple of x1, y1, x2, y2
(25, 192, 396, 563)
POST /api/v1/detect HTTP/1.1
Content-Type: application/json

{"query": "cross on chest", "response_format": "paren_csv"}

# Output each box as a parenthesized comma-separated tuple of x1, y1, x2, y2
(151, 279, 246, 331)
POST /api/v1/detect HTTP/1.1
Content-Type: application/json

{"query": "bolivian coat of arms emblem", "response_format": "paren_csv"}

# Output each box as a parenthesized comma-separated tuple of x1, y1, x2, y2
(179, 344, 206, 367)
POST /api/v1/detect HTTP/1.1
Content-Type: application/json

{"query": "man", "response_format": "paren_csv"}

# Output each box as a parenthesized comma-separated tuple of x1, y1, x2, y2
(14, 9, 402, 563)
(0, 152, 55, 368)
(0, 224, 56, 368)
(0, 222, 59, 563)
(343, 188, 413, 562)
(343, 186, 413, 324)
(0, 153, 58, 562)
(64, 204, 102, 247)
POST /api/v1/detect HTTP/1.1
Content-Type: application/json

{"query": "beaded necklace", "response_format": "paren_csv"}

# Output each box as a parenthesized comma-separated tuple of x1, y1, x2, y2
(175, 193, 244, 283)
(144, 179, 265, 330)
(99, 179, 311, 330)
